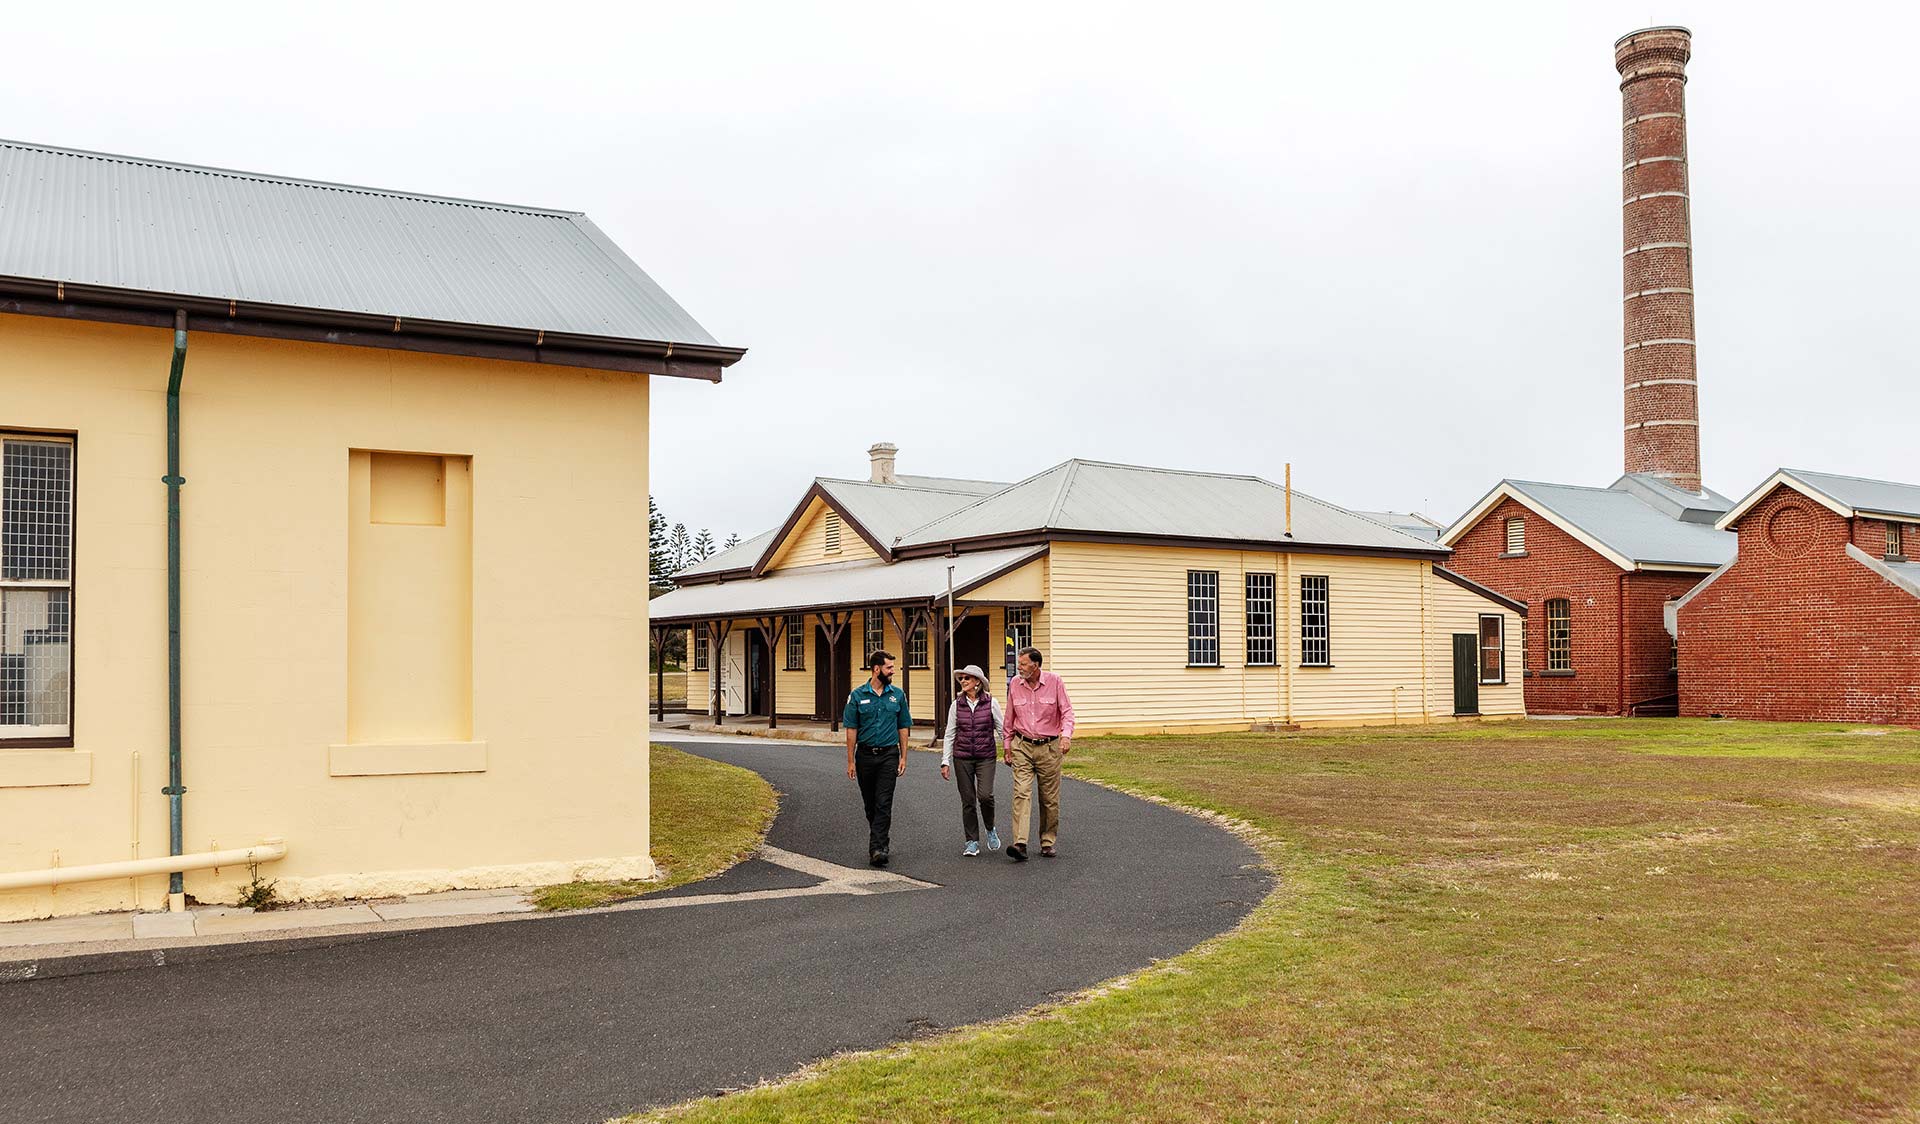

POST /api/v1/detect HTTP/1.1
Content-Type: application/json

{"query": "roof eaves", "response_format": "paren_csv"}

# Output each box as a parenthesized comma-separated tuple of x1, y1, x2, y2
(1716, 470, 1855, 531)
(1845, 543, 1920, 600)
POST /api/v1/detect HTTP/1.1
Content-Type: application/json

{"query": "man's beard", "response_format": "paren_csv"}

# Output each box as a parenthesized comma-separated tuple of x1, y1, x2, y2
(876, 670, 893, 686)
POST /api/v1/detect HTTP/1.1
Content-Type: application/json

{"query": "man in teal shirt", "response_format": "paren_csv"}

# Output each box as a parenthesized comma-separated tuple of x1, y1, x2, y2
(844, 649, 913, 867)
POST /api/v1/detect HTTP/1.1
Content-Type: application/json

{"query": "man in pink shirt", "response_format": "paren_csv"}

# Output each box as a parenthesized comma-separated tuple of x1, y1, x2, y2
(1003, 646, 1074, 861)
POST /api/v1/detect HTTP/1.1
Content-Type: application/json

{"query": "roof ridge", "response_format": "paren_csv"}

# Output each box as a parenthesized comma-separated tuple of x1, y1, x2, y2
(889, 460, 1073, 545)
(1069, 458, 1263, 482)
(1784, 467, 1920, 490)
(1044, 461, 1083, 528)
(817, 476, 994, 497)
(0, 137, 584, 218)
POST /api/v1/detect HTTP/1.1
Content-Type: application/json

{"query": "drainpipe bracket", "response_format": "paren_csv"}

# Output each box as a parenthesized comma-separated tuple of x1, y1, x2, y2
(161, 784, 187, 796)
(161, 474, 186, 486)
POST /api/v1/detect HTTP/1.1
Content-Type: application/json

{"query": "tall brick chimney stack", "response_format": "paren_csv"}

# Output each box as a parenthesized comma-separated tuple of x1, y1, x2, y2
(1616, 26, 1702, 494)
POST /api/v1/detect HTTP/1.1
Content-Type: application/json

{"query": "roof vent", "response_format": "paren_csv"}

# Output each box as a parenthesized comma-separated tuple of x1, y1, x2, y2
(868, 442, 898, 485)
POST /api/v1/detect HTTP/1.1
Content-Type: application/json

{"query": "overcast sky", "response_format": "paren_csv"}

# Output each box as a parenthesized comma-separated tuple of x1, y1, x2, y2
(10, 1, 1916, 541)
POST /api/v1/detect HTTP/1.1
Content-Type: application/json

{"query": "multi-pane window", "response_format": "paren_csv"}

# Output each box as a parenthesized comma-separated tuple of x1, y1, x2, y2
(1245, 573, 1277, 666)
(1299, 575, 1331, 667)
(907, 615, 930, 669)
(1546, 599, 1572, 671)
(1479, 615, 1504, 684)
(1520, 617, 1529, 677)
(1004, 607, 1032, 670)
(864, 608, 885, 661)
(784, 614, 806, 671)
(1888, 522, 1906, 559)
(824, 511, 843, 554)
(1186, 570, 1220, 667)
(3, 435, 76, 740)
(1504, 517, 1525, 555)
(692, 623, 709, 671)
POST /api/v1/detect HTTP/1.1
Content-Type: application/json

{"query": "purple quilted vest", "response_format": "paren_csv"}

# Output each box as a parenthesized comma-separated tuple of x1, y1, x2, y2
(950, 695, 997, 760)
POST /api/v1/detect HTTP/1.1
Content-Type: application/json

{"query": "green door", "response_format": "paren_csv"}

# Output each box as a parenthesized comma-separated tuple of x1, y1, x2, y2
(1452, 633, 1479, 716)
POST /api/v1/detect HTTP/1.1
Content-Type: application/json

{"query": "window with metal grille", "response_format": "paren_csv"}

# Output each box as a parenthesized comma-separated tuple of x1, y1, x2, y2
(3, 435, 75, 740)
(1299, 575, 1330, 667)
(1888, 522, 1906, 559)
(784, 614, 806, 670)
(907, 615, 929, 669)
(1187, 570, 1220, 667)
(1546, 599, 1571, 671)
(1245, 573, 1276, 666)
(1479, 615, 1504, 684)
(693, 623, 710, 671)
(824, 511, 842, 554)
(1670, 634, 1678, 674)
(1004, 607, 1032, 673)
(864, 609, 885, 662)
(1520, 617, 1529, 676)
(1504, 517, 1525, 555)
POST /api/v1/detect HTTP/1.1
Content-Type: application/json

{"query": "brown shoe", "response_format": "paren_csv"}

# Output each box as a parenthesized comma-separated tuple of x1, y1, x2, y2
(1039, 845, 1057, 858)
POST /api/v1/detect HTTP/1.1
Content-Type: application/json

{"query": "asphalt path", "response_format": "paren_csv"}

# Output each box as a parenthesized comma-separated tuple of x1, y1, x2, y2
(0, 735, 1268, 1124)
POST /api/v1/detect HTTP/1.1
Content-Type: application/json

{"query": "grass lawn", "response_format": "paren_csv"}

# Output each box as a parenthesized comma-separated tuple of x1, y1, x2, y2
(628, 720, 1920, 1123)
(533, 744, 775, 911)
(649, 670, 689, 708)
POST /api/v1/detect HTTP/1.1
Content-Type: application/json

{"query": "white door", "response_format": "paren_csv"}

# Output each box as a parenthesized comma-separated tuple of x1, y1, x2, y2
(722, 630, 748, 715)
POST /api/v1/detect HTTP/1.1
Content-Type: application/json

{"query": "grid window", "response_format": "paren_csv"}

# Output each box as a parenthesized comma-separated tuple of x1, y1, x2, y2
(1671, 635, 1679, 674)
(1004, 607, 1032, 672)
(1245, 573, 1276, 666)
(693, 623, 710, 671)
(1300, 575, 1331, 667)
(2, 435, 76, 740)
(907, 615, 929, 669)
(864, 609, 885, 661)
(1520, 617, 1529, 676)
(784, 614, 806, 671)
(824, 511, 843, 554)
(1479, 615, 1504, 684)
(1504, 517, 1525, 555)
(1187, 570, 1220, 667)
(1546, 599, 1572, 671)
(1889, 522, 1906, 558)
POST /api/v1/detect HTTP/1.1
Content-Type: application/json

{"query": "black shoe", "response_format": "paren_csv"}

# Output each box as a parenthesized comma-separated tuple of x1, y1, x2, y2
(1008, 843, 1027, 863)
(1040, 845, 1057, 858)
(870, 850, 889, 868)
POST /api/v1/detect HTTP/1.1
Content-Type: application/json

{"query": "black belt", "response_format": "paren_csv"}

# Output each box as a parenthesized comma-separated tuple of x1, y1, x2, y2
(1014, 732, 1057, 746)
(856, 743, 898, 752)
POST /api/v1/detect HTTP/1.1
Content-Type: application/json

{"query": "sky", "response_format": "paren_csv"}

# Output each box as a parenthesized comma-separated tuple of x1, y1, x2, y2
(7, 1, 1916, 542)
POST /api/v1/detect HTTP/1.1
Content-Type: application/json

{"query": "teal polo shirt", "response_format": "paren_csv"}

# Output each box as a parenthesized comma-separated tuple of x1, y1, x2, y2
(844, 681, 912, 749)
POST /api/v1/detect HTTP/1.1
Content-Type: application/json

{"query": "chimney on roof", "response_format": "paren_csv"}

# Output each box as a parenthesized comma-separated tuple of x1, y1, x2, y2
(1617, 26, 1702, 494)
(868, 442, 898, 485)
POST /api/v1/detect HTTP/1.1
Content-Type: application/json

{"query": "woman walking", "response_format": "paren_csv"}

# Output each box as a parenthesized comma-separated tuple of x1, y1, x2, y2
(941, 664, 1003, 857)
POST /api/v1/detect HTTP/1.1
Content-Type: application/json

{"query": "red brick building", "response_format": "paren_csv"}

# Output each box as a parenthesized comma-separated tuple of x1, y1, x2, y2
(1675, 470, 1920, 725)
(1442, 476, 1732, 715)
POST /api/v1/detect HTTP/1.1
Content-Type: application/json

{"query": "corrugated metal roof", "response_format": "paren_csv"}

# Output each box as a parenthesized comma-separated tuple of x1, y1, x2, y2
(672, 528, 778, 581)
(0, 139, 728, 350)
(892, 474, 1004, 495)
(1504, 479, 1735, 568)
(895, 460, 1443, 553)
(1355, 511, 1443, 542)
(819, 477, 1010, 547)
(649, 546, 1046, 623)
(1781, 469, 1920, 520)
(1608, 474, 1733, 523)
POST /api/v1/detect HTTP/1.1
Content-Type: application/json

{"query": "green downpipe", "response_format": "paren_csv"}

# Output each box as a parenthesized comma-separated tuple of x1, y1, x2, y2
(163, 311, 188, 899)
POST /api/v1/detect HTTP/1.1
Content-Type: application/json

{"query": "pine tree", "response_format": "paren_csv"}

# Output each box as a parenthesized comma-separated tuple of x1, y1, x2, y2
(669, 523, 691, 573)
(693, 529, 716, 560)
(723, 532, 741, 550)
(648, 496, 673, 588)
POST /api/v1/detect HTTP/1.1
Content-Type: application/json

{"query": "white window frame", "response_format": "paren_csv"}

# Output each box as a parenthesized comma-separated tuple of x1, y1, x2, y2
(1, 432, 76, 743)
(1888, 521, 1906, 559)
(784, 614, 806, 671)
(1478, 614, 1505, 685)
(906, 614, 930, 670)
(693, 623, 710, 672)
(1245, 572, 1277, 667)
(863, 608, 885, 662)
(1546, 599, 1572, 672)
(1187, 570, 1220, 668)
(1004, 607, 1033, 674)
(1300, 575, 1331, 667)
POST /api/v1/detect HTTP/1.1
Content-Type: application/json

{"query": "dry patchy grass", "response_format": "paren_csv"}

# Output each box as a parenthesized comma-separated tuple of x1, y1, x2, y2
(629, 720, 1920, 1123)
(534, 744, 775, 911)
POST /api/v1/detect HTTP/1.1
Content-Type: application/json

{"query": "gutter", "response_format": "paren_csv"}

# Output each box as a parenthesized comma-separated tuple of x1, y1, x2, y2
(164, 312, 188, 912)
(0, 278, 746, 382)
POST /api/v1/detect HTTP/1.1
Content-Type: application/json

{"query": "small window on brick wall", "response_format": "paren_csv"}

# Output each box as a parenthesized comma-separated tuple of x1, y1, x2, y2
(1888, 522, 1906, 559)
(1546, 599, 1571, 672)
(1504, 517, 1525, 555)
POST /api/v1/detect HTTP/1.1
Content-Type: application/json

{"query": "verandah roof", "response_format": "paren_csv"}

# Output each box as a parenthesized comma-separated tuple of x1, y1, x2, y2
(648, 546, 1045, 625)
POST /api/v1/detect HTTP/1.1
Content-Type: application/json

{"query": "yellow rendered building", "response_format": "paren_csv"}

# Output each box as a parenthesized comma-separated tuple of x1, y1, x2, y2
(0, 141, 743, 921)
(655, 446, 1524, 739)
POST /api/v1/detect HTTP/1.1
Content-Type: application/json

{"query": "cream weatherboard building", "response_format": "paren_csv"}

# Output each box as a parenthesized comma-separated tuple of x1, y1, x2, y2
(0, 141, 742, 921)
(654, 446, 1525, 739)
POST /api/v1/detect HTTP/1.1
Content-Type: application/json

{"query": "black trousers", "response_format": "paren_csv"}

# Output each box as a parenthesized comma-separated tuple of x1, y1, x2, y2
(953, 756, 997, 842)
(854, 746, 901, 855)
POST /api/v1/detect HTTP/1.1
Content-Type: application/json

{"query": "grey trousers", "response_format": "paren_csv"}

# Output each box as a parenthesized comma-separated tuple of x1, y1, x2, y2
(952, 756, 997, 842)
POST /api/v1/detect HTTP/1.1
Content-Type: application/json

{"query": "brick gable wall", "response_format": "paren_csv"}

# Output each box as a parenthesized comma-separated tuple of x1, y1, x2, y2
(1678, 486, 1920, 725)
(1448, 496, 1701, 715)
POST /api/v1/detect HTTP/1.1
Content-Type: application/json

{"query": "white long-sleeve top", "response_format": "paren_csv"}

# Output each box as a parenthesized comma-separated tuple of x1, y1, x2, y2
(941, 693, 1004, 768)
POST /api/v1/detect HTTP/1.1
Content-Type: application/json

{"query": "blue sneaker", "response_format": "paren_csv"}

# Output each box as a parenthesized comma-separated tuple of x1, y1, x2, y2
(985, 829, 1002, 852)
(962, 840, 980, 857)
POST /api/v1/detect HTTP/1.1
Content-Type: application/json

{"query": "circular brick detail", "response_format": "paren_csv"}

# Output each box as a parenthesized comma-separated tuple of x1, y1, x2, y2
(1764, 503, 1816, 557)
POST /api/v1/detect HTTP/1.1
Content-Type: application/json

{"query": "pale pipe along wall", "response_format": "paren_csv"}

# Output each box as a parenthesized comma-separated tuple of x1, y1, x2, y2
(0, 315, 653, 922)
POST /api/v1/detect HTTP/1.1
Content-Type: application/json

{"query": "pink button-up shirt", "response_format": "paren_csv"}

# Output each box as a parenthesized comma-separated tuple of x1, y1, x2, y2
(1005, 670, 1075, 747)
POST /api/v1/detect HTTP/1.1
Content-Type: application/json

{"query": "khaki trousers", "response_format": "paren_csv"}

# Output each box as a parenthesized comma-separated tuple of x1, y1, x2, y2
(1008, 735, 1062, 848)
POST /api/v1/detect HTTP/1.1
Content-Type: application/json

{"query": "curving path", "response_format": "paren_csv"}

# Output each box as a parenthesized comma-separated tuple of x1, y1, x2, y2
(0, 735, 1267, 1124)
